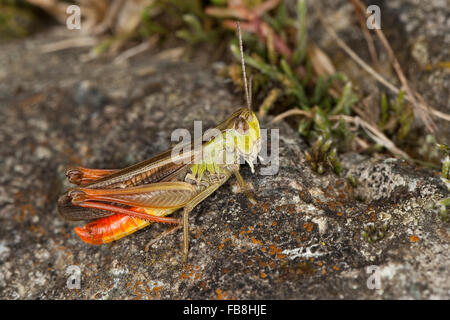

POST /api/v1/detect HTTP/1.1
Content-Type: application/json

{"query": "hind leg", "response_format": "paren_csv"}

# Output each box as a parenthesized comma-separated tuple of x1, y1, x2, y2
(65, 167, 118, 185)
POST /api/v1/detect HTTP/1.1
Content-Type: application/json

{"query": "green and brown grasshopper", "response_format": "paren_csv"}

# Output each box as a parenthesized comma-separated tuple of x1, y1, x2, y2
(58, 23, 262, 262)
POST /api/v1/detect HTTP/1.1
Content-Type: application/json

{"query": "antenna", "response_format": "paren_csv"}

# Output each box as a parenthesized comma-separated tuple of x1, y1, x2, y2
(248, 75, 253, 109)
(237, 22, 252, 111)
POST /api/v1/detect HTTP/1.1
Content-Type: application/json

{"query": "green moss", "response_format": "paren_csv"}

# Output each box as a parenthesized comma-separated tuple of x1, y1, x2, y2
(437, 144, 450, 180)
(439, 198, 449, 222)
(348, 174, 357, 188)
(362, 222, 389, 243)
(378, 90, 414, 142)
(304, 135, 342, 175)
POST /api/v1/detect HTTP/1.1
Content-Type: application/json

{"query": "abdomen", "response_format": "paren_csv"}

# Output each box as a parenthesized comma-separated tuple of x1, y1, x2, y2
(74, 208, 175, 244)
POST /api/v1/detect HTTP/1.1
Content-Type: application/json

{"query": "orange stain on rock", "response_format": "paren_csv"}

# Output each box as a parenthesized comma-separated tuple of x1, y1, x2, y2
(268, 244, 278, 255)
(179, 273, 188, 280)
(251, 237, 262, 245)
(216, 289, 229, 300)
(303, 223, 313, 232)
(268, 244, 284, 259)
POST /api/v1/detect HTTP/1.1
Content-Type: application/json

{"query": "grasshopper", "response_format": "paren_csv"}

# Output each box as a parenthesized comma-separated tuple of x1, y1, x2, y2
(58, 23, 261, 262)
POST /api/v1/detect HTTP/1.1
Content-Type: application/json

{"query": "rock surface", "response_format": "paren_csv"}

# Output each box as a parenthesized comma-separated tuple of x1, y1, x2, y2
(0, 5, 449, 299)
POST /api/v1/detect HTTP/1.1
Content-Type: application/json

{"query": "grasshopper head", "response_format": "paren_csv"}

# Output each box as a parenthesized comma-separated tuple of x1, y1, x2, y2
(232, 108, 261, 173)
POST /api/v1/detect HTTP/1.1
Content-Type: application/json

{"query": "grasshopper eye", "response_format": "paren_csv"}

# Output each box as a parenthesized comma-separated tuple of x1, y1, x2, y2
(234, 116, 249, 135)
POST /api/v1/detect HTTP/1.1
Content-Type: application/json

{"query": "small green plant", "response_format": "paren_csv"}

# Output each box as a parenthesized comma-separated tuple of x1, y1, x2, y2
(176, 14, 218, 44)
(438, 198, 449, 223)
(133, 0, 442, 177)
(436, 143, 449, 222)
(361, 222, 389, 243)
(378, 90, 414, 142)
(437, 144, 450, 181)
(347, 173, 357, 188)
